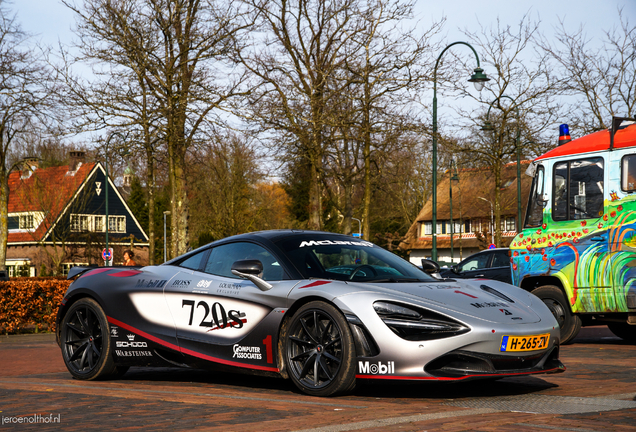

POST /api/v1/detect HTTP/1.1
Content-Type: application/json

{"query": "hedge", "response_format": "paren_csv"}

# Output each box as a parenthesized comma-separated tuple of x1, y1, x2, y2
(0, 278, 71, 335)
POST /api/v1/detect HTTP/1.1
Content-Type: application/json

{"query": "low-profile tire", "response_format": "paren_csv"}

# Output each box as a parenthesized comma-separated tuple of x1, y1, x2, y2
(532, 285, 581, 344)
(60, 298, 126, 380)
(607, 322, 636, 343)
(283, 301, 356, 397)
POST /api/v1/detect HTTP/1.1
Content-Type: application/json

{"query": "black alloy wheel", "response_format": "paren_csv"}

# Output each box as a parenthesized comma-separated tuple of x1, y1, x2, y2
(60, 298, 126, 380)
(532, 285, 581, 344)
(284, 301, 356, 396)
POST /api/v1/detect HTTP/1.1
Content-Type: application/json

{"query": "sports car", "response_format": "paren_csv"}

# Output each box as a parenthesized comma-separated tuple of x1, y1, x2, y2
(56, 230, 565, 397)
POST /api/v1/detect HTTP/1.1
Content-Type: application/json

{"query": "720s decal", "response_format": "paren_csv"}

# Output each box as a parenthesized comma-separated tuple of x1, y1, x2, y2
(182, 299, 246, 330)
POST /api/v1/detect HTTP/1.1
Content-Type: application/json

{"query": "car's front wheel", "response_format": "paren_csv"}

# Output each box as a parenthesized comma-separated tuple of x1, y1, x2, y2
(532, 285, 581, 344)
(60, 298, 127, 380)
(283, 301, 356, 396)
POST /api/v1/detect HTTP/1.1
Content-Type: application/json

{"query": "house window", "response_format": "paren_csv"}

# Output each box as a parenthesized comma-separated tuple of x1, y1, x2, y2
(506, 217, 516, 232)
(464, 220, 471, 233)
(94, 216, 104, 232)
(71, 214, 90, 232)
(436, 222, 442, 235)
(19, 215, 34, 230)
(422, 222, 432, 235)
(109, 216, 126, 233)
(453, 221, 462, 234)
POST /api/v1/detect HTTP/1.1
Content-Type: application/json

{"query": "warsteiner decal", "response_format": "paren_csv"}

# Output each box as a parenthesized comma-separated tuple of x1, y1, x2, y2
(116, 350, 153, 357)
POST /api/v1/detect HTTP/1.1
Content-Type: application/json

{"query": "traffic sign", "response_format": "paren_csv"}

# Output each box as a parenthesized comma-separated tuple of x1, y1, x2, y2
(488, 244, 496, 249)
(102, 248, 113, 261)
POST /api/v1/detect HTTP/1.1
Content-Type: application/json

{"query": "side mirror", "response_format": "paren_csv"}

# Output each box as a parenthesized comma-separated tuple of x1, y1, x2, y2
(420, 259, 440, 275)
(231, 260, 272, 291)
(451, 265, 460, 274)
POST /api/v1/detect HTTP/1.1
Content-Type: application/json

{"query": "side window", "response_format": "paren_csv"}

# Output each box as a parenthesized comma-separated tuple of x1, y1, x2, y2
(491, 251, 509, 268)
(552, 157, 604, 221)
(621, 154, 636, 192)
(458, 253, 490, 272)
(179, 250, 207, 271)
(204, 242, 283, 281)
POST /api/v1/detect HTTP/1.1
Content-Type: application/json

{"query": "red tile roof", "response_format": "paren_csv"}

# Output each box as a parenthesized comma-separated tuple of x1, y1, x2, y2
(8, 162, 96, 243)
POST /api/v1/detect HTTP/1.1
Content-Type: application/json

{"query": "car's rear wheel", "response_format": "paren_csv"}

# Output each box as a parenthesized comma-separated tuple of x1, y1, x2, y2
(60, 298, 127, 380)
(532, 285, 581, 344)
(607, 322, 636, 343)
(283, 301, 356, 396)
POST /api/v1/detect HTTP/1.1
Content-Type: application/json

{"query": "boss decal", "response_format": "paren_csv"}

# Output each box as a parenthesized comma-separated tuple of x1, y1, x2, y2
(171, 280, 191, 287)
(135, 279, 168, 288)
(182, 299, 246, 330)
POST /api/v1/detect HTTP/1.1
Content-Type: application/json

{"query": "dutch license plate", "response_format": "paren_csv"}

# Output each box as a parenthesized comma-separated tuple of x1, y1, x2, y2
(500, 333, 550, 352)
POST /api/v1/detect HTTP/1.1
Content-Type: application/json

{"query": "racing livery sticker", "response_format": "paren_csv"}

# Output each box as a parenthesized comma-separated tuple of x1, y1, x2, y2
(358, 361, 395, 374)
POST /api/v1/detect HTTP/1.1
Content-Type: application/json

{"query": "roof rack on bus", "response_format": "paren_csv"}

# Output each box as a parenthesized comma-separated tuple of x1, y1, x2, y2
(610, 116, 636, 150)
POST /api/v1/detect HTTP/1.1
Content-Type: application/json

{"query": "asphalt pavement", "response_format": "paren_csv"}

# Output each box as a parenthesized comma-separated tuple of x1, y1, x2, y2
(0, 327, 634, 431)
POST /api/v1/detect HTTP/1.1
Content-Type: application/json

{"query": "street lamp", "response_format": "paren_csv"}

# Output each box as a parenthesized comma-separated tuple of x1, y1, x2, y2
(103, 131, 127, 266)
(481, 95, 522, 235)
(351, 217, 362, 238)
(164, 211, 171, 263)
(478, 197, 495, 245)
(432, 42, 489, 261)
(449, 160, 460, 262)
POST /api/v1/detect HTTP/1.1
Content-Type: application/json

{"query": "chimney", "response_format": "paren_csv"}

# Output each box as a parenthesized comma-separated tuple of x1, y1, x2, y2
(69, 151, 86, 172)
(21, 157, 39, 179)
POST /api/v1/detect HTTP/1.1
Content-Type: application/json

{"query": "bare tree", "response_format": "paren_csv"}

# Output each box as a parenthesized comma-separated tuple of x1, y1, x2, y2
(538, 8, 635, 133)
(239, 0, 368, 230)
(449, 15, 562, 246)
(64, 0, 251, 256)
(0, 2, 52, 272)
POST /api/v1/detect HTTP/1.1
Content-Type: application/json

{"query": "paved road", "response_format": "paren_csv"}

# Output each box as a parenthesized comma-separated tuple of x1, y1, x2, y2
(0, 327, 634, 431)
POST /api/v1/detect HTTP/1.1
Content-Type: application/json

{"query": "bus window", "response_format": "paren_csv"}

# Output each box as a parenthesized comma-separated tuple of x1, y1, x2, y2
(525, 165, 545, 227)
(552, 157, 604, 221)
(621, 154, 636, 192)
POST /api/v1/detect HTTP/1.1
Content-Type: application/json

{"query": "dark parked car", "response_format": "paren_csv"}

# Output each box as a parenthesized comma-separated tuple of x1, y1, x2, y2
(439, 248, 512, 284)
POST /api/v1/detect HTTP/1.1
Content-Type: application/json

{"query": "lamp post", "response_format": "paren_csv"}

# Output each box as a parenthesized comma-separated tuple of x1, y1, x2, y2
(103, 131, 126, 266)
(478, 196, 495, 245)
(449, 160, 460, 262)
(351, 217, 362, 238)
(163, 211, 171, 263)
(481, 95, 521, 235)
(432, 42, 489, 261)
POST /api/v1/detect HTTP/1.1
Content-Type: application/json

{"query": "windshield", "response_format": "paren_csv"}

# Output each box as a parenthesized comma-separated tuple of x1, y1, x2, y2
(274, 236, 435, 282)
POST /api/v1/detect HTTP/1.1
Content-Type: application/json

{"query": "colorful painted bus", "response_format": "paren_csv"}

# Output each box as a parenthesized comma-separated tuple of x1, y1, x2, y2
(511, 117, 636, 344)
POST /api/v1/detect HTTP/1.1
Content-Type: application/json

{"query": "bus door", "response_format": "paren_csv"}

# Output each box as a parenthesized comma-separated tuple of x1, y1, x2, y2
(608, 149, 636, 312)
(551, 156, 613, 312)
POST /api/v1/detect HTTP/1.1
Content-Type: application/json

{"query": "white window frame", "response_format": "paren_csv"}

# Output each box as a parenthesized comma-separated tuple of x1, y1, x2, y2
(109, 215, 126, 233)
(422, 222, 432, 236)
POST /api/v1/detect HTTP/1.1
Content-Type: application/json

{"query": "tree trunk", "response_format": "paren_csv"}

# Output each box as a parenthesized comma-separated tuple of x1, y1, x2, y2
(0, 170, 8, 272)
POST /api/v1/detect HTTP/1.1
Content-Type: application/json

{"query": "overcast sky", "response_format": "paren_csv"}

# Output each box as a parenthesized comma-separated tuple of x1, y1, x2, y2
(12, 0, 634, 47)
(9, 0, 635, 146)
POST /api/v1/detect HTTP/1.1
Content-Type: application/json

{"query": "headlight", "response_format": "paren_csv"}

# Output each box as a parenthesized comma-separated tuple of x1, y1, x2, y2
(374, 301, 469, 341)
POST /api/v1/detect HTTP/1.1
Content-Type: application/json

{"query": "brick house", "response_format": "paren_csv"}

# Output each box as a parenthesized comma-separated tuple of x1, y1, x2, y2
(7, 152, 149, 276)
(400, 162, 532, 266)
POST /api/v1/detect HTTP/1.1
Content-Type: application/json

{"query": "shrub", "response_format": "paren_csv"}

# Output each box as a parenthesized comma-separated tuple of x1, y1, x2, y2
(0, 278, 71, 334)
